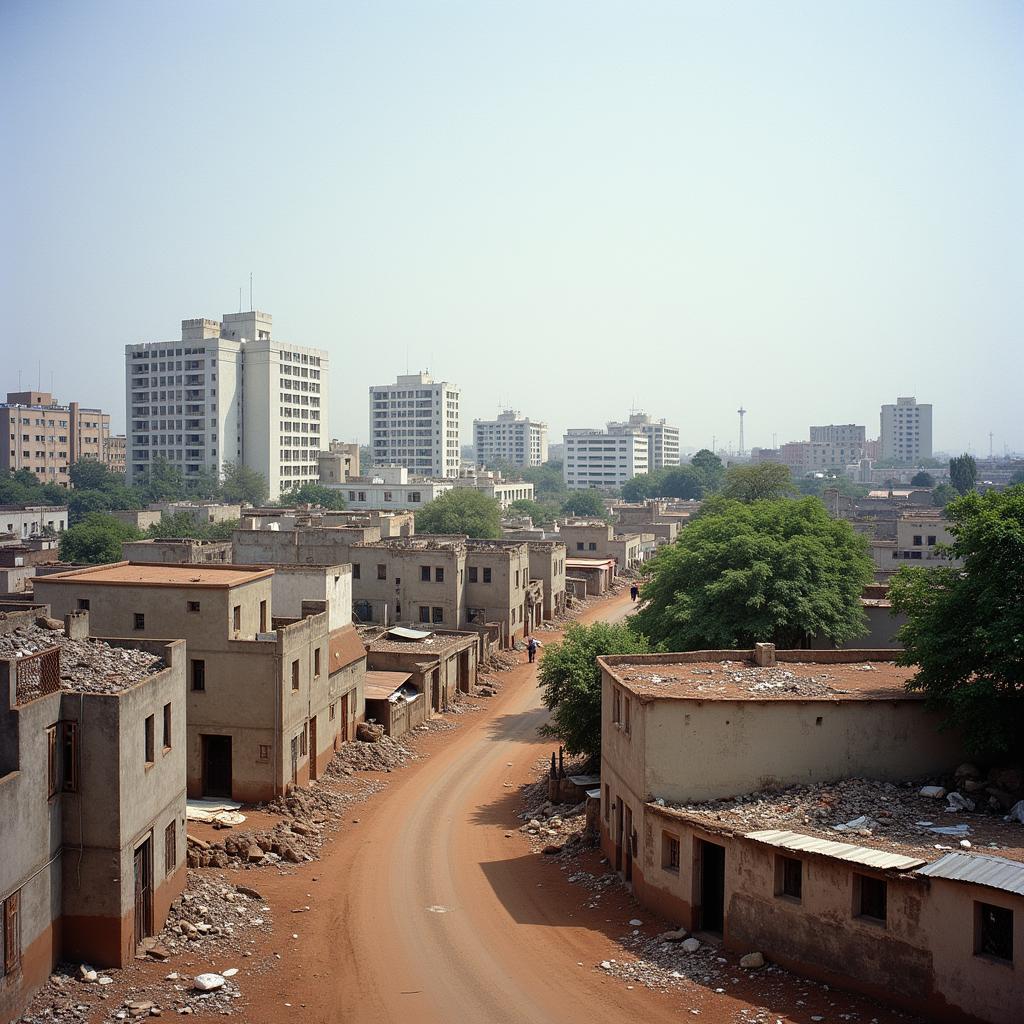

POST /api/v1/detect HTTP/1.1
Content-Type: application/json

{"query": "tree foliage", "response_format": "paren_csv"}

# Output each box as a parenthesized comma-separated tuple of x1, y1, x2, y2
(722, 463, 794, 503)
(146, 512, 240, 541)
(281, 481, 347, 509)
(932, 482, 958, 508)
(690, 448, 725, 491)
(911, 471, 935, 487)
(949, 454, 977, 495)
(538, 622, 651, 761)
(889, 487, 1024, 755)
(59, 513, 142, 564)
(507, 498, 556, 524)
(631, 497, 873, 649)
(561, 490, 606, 518)
(414, 489, 503, 538)
(220, 461, 269, 506)
(622, 466, 705, 502)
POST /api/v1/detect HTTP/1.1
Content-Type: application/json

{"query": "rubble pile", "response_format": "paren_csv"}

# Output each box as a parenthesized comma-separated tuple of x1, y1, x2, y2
(0, 623, 164, 696)
(670, 773, 1024, 856)
(627, 662, 840, 699)
(188, 817, 322, 868)
(161, 873, 274, 951)
(484, 649, 520, 672)
(327, 735, 417, 774)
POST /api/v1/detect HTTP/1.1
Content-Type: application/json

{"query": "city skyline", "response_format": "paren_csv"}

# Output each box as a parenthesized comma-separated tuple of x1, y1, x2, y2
(2, 2, 1021, 457)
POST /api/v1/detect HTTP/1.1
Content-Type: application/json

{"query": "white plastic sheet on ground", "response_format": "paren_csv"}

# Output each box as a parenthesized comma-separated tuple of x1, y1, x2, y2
(186, 798, 246, 826)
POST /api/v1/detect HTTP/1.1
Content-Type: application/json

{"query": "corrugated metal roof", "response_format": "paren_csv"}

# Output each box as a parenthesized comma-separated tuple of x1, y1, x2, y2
(388, 626, 434, 641)
(916, 852, 1024, 896)
(745, 830, 927, 872)
(364, 670, 413, 700)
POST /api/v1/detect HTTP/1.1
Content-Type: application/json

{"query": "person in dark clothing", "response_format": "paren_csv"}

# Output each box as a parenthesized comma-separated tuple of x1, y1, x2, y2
(527, 636, 539, 663)
(630, 584, 639, 602)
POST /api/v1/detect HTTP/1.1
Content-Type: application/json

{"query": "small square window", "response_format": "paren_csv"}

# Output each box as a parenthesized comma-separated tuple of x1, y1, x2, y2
(855, 874, 887, 923)
(257, 743, 270, 762)
(421, 565, 431, 582)
(432, 607, 443, 623)
(134, 613, 145, 630)
(976, 902, 1013, 962)
(377, 564, 387, 580)
(187, 601, 200, 613)
(776, 856, 802, 900)
(661, 831, 680, 873)
(77, 598, 90, 611)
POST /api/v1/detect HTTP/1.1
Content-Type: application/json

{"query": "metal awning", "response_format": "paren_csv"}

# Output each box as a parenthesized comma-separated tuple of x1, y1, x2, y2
(745, 829, 927, 872)
(916, 852, 1024, 896)
(365, 670, 414, 700)
(387, 626, 434, 641)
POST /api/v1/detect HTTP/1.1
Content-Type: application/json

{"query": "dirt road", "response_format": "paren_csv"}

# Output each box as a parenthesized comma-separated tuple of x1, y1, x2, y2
(246, 590, 693, 1024)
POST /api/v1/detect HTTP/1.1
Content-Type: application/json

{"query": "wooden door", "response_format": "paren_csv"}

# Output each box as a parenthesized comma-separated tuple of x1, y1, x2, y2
(308, 716, 318, 780)
(340, 692, 350, 742)
(290, 735, 299, 785)
(133, 838, 153, 951)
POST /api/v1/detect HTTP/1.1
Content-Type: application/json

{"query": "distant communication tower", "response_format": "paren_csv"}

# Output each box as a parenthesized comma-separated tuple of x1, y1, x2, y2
(737, 406, 747, 456)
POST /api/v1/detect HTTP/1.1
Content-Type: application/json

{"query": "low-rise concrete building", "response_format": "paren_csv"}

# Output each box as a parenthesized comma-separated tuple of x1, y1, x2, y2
(33, 563, 363, 802)
(0, 505, 68, 539)
(122, 538, 233, 564)
(596, 647, 1021, 1024)
(522, 540, 567, 620)
(0, 610, 187, 1020)
(109, 509, 163, 531)
(150, 502, 242, 525)
(364, 627, 478, 714)
(558, 521, 644, 572)
(565, 556, 615, 596)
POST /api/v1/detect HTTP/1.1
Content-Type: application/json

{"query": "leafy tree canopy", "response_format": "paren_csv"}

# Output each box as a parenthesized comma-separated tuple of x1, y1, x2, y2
(911, 471, 935, 487)
(631, 497, 873, 649)
(69, 459, 120, 491)
(281, 481, 347, 509)
(796, 475, 869, 499)
(622, 466, 705, 502)
(932, 482, 958, 509)
(722, 463, 794, 502)
(1010, 468, 1024, 486)
(518, 462, 569, 500)
(561, 490, 607, 518)
(538, 621, 651, 761)
(507, 498, 557, 524)
(889, 486, 1024, 755)
(220, 461, 269, 506)
(146, 512, 240, 541)
(414, 488, 503, 538)
(59, 513, 142, 564)
(949, 454, 977, 495)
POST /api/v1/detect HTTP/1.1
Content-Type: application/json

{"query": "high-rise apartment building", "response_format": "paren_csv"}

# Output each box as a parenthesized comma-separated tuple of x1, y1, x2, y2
(473, 410, 548, 468)
(880, 397, 933, 462)
(809, 424, 866, 446)
(369, 372, 460, 478)
(610, 413, 680, 470)
(125, 311, 328, 499)
(563, 426, 649, 491)
(1, 391, 112, 486)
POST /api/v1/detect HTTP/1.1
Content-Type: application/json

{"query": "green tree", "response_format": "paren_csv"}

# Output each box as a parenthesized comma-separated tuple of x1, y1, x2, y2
(722, 463, 794, 502)
(220, 461, 269, 506)
(949, 454, 977, 495)
(561, 490, 606, 517)
(187, 466, 223, 500)
(0, 468, 46, 505)
(138, 455, 186, 502)
(519, 462, 568, 500)
(631, 497, 873, 649)
(415, 489, 503, 538)
(621, 472, 664, 502)
(889, 487, 1024, 755)
(69, 459, 116, 491)
(281, 481, 347, 509)
(59, 513, 142, 564)
(66, 489, 113, 524)
(538, 621, 651, 761)
(507, 498, 555, 524)
(911, 471, 935, 487)
(932, 482, 958, 508)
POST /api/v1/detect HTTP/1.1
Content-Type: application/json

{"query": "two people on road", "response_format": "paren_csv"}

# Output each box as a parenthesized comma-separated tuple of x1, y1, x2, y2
(527, 636, 541, 663)
(630, 583, 640, 602)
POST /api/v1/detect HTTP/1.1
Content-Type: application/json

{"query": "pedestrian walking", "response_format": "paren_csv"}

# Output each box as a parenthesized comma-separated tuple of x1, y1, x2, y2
(630, 584, 639, 602)
(527, 636, 539, 663)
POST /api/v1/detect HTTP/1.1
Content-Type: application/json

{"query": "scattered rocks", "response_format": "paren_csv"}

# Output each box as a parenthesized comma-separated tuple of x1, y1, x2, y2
(192, 974, 224, 992)
(327, 735, 416, 774)
(740, 952, 765, 969)
(681, 937, 701, 953)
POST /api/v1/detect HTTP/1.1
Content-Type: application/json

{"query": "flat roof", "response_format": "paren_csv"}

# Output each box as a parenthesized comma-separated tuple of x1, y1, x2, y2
(565, 557, 615, 567)
(602, 656, 915, 701)
(651, 778, 1024, 864)
(367, 631, 475, 656)
(35, 562, 273, 588)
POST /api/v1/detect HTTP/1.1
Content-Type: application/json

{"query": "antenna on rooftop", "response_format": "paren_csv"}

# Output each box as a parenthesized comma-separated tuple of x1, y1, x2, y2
(239, 287, 243, 313)
(737, 406, 747, 456)
(249, 272, 253, 311)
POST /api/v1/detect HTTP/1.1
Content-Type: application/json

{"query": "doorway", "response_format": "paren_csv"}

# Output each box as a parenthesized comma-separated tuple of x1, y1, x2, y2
(340, 692, 350, 743)
(697, 839, 726, 934)
(201, 735, 232, 798)
(431, 670, 440, 712)
(290, 735, 299, 785)
(614, 797, 624, 873)
(133, 838, 153, 952)
(308, 716, 318, 781)
(624, 805, 634, 883)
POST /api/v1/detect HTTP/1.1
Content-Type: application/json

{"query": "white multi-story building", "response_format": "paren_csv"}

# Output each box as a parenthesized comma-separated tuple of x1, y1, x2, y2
(809, 424, 866, 446)
(610, 413, 680, 470)
(125, 311, 328, 500)
(563, 426, 649, 491)
(473, 410, 548, 468)
(880, 397, 933, 462)
(369, 373, 460, 478)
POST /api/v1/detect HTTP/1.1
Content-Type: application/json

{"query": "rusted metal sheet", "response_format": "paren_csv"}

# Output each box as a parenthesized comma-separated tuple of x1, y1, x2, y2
(15, 646, 61, 704)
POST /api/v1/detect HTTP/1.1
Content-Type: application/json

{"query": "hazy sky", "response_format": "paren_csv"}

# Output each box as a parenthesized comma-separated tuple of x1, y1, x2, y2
(2, 1, 1021, 456)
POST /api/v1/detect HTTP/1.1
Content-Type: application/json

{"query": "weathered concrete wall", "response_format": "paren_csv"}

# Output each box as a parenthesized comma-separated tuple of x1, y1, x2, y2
(526, 542, 566, 619)
(271, 564, 352, 632)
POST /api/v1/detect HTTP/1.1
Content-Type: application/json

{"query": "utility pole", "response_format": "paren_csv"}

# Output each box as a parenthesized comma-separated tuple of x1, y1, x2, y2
(737, 407, 746, 457)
